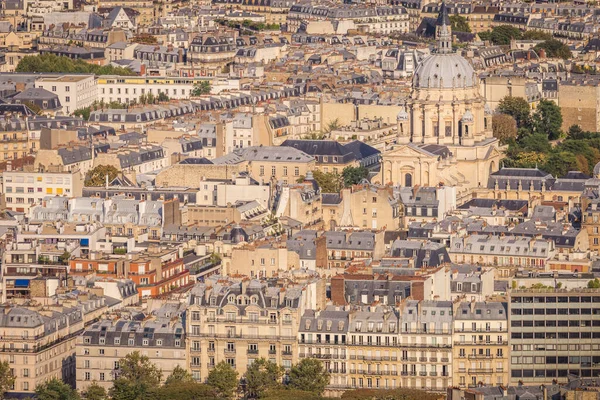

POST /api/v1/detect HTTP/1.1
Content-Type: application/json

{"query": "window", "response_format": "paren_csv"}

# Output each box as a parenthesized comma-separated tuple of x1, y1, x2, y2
(85, 372, 91, 381)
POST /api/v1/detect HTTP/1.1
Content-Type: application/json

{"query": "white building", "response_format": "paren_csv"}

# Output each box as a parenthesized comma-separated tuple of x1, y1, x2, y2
(96, 76, 240, 104)
(36, 75, 98, 114)
(1, 168, 83, 213)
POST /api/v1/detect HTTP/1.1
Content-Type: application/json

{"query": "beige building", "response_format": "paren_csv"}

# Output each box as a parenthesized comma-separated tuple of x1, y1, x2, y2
(228, 242, 300, 277)
(452, 301, 509, 388)
(0, 296, 107, 396)
(381, 8, 502, 202)
(323, 183, 401, 231)
(558, 79, 600, 133)
(76, 304, 186, 391)
(186, 279, 305, 382)
(1, 167, 83, 213)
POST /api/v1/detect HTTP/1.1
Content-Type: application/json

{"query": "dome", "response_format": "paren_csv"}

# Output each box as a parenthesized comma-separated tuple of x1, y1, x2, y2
(594, 161, 600, 177)
(396, 109, 409, 121)
(413, 53, 475, 89)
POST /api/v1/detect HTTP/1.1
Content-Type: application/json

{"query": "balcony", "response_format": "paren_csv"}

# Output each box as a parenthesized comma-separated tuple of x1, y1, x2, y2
(247, 349, 259, 355)
(441, 357, 449, 362)
(408, 357, 417, 362)
(224, 349, 236, 355)
(468, 354, 493, 360)
(419, 371, 427, 376)
(468, 369, 493, 374)
(430, 357, 438, 362)
(419, 357, 428, 362)
(282, 351, 292, 356)
(429, 372, 438, 376)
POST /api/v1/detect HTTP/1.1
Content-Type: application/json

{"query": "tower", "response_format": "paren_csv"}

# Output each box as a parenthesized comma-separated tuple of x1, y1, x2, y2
(435, 2, 452, 54)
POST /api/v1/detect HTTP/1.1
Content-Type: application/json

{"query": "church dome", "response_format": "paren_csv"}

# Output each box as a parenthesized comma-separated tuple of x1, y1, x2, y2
(461, 109, 474, 122)
(413, 53, 475, 89)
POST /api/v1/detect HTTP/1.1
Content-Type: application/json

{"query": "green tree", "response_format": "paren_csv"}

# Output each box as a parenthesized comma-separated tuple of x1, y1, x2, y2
(157, 92, 170, 102)
(588, 278, 600, 288)
(16, 54, 134, 76)
(82, 382, 107, 400)
(523, 30, 553, 40)
(191, 81, 211, 96)
(288, 358, 330, 395)
(490, 25, 523, 45)
(542, 151, 578, 177)
(519, 133, 552, 153)
(36, 378, 81, 400)
(342, 165, 369, 187)
(153, 381, 219, 400)
(206, 361, 238, 399)
(244, 358, 283, 398)
(312, 169, 343, 193)
(109, 351, 162, 400)
(0, 361, 15, 400)
(478, 30, 492, 41)
(492, 113, 518, 144)
(532, 99, 563, 140)
(534, 39, 572, 59)
(164, 365, 193, 386)
(567, 124, 585, 139)
(322, 118, 340, 134)
(146, 92, 156, 104)
(449, 15, 471, 32)
(498, 96, 531, 130)
(73, 107, 91, 120)
(85, 165, 120, 187)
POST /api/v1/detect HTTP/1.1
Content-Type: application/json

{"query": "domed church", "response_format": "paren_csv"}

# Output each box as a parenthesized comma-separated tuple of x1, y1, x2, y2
(381, 3, 503, 200)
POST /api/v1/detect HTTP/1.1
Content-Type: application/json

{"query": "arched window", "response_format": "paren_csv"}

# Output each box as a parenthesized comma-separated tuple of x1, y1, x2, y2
(405, 173, 412, 187)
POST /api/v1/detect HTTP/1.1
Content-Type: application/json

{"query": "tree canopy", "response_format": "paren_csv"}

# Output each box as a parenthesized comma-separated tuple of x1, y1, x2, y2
(82, 382, 107, 400)
(191, 81, 212, 96)
(0, 361, 15, 400)
(489, 25, 523, 45)
(342, 166, 369, 187)
(497, 96, 531, 130)
(492, 113, 518, 144)
(244, 358, 284, 398)
(36, 378, 81, 400)
(206, 361, 238, 398)
(534, 39, 572, 59)
(85, 165, 120, 187)
(109, 351, 162, 400)
(532, 99, 563, 140)
(16, 54, 136, 76)
(449, 15, 471, 32)
(288, 358, 330, 395)
(522, 30, 553, 41)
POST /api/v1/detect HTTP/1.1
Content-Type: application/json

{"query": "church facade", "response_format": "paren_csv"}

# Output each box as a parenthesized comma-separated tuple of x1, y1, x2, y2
(381, 3, 503, 201)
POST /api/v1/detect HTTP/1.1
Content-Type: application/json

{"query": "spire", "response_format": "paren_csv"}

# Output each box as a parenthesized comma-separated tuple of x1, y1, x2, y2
(435, 2, 453, 54)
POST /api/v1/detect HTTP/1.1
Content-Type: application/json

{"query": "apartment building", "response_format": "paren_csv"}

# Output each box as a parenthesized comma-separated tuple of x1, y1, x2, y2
(323, 230, 385, 274)
(397, 300, 453, 391)
(0, 118, 32, 162)
(452, 301, 509, 388)
(450, 235, 555, 270)
(35, 75, 97, 114)
(509, 288, 600, 385)
(298, 307, 349, 390)
(76, 304, 186, 391)
(1, 167, 83, 213)
(69, 246, 190, 299)
(228, 242, 299, 277)
(0, 296, 107, 396)
(581, 189, 600, 253)
(186, 279, 304, 382)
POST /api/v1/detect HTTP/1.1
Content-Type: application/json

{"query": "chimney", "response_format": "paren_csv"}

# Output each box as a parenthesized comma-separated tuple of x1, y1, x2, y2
(6, 160, 11, 172)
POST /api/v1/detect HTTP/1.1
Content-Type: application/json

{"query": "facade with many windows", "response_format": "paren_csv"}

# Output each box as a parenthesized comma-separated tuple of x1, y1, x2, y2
(186, 279, 304, 382)
(509, 288, 600, 385)
(452, 301, 509, 388)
